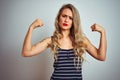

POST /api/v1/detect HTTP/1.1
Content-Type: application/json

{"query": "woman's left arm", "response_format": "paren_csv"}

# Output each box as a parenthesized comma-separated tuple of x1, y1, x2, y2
(85, 23, 107, 61)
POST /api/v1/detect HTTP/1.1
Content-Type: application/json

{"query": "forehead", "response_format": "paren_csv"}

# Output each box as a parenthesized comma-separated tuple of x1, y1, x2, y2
(61, 8, 73, 17)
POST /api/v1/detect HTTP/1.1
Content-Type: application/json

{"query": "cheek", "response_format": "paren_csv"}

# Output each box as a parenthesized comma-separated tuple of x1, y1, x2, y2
(58, 18, 63, 25)
(59, 17, 64, 23)
(70, 21, 73, 26)
(58, 20, 62, 27)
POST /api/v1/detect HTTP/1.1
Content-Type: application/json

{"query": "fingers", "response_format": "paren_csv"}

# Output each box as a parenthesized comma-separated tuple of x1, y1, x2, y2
(91, 23, 104, 33)
(91, 23, 96, 31)
(36, 18, 44, 27)
(31, 18, 44, 29)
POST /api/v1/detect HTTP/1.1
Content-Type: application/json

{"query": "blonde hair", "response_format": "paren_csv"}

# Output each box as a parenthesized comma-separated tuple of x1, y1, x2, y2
(51, 4, 86, 68)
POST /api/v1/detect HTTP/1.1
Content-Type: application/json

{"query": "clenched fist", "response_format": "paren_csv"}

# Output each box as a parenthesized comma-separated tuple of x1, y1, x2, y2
(30, 18, 44, 29)
(91, 23, 105, 33)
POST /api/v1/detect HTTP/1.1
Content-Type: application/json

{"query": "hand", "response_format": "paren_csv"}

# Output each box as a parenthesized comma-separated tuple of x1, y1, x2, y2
(91, 23, 105, 33)
(30, 18, 44, 29)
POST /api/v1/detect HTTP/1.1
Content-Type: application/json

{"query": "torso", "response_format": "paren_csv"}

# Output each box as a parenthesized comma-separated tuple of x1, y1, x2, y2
(51, 48, 82, 80)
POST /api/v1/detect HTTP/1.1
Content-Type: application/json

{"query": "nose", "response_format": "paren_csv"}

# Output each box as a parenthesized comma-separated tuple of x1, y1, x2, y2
(65, 17, 69, 22)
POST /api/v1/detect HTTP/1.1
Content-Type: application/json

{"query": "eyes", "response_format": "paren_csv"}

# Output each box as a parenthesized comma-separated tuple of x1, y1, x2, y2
(61, 14, 73, 20)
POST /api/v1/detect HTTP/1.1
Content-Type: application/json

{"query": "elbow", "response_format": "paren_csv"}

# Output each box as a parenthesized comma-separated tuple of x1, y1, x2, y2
(21, 50, 36, 57)
(97, 51, 107, 61)
(99, 58, 106, 61)
(21, 51, 30, 57)
(98, 56, 106, 61)
(21, 52, 28, 57)
(22, 53, 28, 57)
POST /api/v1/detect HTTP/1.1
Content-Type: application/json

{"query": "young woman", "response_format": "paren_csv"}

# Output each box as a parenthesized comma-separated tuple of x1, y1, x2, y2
(22, 4, 107, 80)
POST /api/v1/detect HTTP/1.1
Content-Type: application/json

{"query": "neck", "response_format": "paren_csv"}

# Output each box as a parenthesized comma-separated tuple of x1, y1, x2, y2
(61, 30, 70, 38)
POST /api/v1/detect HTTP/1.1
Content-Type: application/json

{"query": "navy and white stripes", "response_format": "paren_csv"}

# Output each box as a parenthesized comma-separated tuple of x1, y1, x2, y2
(51, 48, 82, 80)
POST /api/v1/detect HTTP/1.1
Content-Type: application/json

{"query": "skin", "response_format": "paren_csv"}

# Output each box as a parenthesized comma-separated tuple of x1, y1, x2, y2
(22, 8, 107, 61)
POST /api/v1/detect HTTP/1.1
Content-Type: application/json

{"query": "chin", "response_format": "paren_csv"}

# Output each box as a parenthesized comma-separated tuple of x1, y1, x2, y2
(60, 26, 71, 30)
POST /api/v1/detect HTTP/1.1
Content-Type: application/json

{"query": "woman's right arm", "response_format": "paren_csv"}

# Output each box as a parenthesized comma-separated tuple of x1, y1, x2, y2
(22, 19, 51, 57)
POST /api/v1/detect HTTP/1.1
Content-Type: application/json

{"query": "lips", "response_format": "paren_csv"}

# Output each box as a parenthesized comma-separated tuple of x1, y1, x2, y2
(63, 23, 68, 26)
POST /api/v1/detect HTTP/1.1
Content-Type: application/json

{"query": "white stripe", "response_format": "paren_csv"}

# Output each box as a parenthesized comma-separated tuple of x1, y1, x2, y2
(55, 66, 81, 69)
(57, 59, 74, 62)
(54, 63, 74, 65)
(54, 73, 82, 76)
(58, 57, 74, 59)
(52, 76, 82, 79)
(55, 69, 81, 72)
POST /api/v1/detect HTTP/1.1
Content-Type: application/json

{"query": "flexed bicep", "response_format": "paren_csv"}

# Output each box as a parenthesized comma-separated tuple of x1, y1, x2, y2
(84, 37, 100, 60)
(22, 37, 51, 57)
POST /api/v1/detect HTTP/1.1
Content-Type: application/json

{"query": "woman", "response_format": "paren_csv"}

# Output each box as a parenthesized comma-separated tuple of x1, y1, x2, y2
(22, 4, 107, 80)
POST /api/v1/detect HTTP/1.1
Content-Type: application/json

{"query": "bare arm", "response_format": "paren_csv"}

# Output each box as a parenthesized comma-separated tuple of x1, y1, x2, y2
(22, 19, 51, 57)
(85, 23, 107, 61)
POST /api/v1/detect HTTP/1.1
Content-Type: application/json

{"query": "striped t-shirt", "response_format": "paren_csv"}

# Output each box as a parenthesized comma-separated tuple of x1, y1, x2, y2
(50, 48, 82, 80)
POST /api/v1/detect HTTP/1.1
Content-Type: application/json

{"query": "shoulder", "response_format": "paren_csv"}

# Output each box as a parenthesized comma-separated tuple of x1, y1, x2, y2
(82, 36, 91, 47)
(43, 37, 52, 47)
(83, 36, 90, 43)
(43, 37, 52, 43)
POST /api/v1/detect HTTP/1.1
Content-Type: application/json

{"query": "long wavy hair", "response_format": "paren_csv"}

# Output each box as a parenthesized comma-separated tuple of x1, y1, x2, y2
(51, 4, 86, 68)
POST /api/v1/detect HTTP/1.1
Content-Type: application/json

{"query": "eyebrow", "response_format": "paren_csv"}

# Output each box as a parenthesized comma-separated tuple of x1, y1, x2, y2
(61, 13, 73, 18)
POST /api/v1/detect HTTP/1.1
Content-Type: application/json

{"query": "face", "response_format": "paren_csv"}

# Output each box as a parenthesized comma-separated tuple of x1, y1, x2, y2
(58, 8, 73, 30)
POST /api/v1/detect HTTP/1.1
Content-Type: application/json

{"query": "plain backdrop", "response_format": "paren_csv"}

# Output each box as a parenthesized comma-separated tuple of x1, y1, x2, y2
(0, 0, 120, 80)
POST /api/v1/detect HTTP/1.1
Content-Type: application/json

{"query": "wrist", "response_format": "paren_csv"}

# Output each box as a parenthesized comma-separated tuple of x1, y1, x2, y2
(100, 30, 106, 37)
(29, 25, 34, 31)
(100, 29, 105, 34)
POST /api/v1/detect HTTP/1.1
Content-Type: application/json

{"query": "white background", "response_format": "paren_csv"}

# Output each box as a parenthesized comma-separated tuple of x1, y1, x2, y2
(0, 0, 120, 80)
